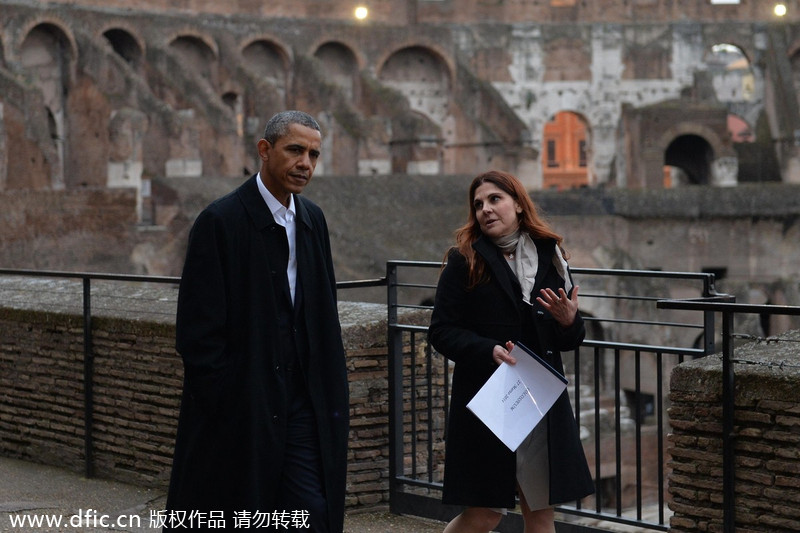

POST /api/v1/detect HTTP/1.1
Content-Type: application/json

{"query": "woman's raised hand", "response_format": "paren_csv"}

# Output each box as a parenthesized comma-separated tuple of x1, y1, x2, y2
(536, 285, 579, 328)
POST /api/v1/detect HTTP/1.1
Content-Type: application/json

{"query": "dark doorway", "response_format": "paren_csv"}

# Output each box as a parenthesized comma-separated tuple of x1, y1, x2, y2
(664, 134, 713, 185)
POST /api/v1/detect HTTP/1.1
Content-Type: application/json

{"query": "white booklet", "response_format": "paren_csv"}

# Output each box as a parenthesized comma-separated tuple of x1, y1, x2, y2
(467, 342, 567, 452)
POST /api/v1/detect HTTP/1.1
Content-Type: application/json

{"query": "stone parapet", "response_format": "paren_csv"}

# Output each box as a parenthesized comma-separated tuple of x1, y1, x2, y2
(668, 330, 800, 532)
(0, 277, 426, 511)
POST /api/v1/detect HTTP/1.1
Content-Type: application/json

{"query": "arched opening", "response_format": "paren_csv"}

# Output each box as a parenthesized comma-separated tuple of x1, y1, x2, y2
(21, 23, 74, 189)
(242, 40, 288, 86)
(313, 42, 358, 100)
(169, 35, 217, 86)
(705, 43, 756, 103)
(542, 111, 590, 190)
(664, 135, 714, 186)
(379, 46, 450, 124)
(102, 28, 142, 68)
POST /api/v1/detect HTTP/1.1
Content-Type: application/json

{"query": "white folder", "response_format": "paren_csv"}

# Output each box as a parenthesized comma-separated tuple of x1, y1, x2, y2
(466, 342, 567, 451)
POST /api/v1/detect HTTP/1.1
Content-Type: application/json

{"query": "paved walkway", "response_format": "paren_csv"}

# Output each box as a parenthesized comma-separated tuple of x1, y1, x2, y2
(1, 456, 665, 532)
(0, 456, 444, 532)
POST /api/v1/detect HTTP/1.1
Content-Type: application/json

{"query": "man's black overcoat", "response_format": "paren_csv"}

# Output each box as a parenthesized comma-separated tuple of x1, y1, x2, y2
(165, 176, 349, 531)
(429, 235, 594, 508)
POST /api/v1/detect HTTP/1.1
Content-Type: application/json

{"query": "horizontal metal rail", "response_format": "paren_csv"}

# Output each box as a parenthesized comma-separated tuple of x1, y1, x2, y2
(0, 267, 180, 283)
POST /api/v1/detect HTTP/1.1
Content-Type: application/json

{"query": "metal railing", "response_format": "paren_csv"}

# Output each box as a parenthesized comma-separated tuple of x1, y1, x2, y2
(0, 267, 384, 479)
(385, 261, 742, 532)
(5, 265, 798, 532)
(0, 268, 181, 478)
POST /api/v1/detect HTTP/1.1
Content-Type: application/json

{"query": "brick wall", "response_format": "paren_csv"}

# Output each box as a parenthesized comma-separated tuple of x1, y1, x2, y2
(0, 309, 87, 471)
(0, 286, 429, 512)
(668, 329, 800, 533)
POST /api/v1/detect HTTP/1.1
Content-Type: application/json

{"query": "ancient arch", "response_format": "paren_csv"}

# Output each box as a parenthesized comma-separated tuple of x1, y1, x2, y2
(705, 42, 757, 103)
(313, 41, 359, 100)
(311, 37, 364, 69)
(164, 29, 218, 56)
(378, 45, 451, 125)
(20, 22, 76, 189)
(168, 34, 218, 87)
(664, 134, 714, 186)
(658, 119, 730, 184)
(241, 38, 290, 90)
(15, 16, 78, 65)
(101, 26, 144, 68)
(542, 110, 591, 190)
(20, 23, 75, 106)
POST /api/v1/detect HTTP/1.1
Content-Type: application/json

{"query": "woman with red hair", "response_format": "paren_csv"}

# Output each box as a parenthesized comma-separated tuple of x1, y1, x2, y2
(429, 170, 594, 532)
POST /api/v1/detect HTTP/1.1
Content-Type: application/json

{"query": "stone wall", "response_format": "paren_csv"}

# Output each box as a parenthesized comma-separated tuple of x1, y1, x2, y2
(668, 329, 800, 532)
(4, 1, 800, 195)
(36, 0, 800, 24)
(0, 187, 138, 273)
(0, 278, 429, 511)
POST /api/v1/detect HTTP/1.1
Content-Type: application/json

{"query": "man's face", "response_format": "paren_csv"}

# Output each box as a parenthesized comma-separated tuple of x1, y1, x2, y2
(258, 123, 322, 206)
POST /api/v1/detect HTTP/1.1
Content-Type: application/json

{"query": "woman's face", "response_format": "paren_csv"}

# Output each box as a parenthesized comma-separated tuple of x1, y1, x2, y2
(473, 182, 522, 239)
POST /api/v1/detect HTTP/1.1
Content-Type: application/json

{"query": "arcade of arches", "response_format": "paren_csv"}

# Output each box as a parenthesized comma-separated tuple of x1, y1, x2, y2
(0, 1, 799, 296)
(1, 1, 800, 197)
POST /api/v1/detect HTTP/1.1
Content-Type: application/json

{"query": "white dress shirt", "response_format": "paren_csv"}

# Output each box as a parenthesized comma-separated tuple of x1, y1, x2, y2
(257, 174, 297, 303)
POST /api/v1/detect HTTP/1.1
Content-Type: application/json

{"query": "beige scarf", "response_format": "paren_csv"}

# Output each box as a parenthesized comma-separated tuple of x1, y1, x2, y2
(493, 231, 572, 304)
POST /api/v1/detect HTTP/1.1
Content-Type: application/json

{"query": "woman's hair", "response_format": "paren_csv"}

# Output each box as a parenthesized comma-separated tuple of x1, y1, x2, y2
(450, 170, 565, 289)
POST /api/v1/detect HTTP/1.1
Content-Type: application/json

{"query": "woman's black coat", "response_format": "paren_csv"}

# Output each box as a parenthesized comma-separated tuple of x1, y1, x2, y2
(429, 235, 594, 508)
(165, 176, 349, 531)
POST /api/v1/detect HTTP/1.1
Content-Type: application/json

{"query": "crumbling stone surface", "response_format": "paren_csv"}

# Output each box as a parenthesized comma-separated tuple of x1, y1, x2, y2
(669, 329, 800, 532)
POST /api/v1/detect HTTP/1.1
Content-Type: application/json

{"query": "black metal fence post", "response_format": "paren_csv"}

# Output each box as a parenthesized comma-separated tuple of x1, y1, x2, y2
(82, 276, 94, 478)
(386, 261, 403, 513)
(721, 310, 735, 533)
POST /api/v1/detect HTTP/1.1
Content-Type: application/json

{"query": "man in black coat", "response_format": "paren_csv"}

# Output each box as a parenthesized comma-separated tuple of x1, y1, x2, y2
(164, 111, 349, 532)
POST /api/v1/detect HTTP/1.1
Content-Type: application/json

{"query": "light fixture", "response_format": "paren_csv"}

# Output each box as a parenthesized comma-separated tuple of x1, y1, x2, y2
(355, 6, 368, 20)
(774, 3, 787, 17)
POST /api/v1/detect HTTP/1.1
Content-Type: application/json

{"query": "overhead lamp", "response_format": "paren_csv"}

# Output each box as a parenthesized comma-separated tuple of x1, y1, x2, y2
(774, 3, 787, 17)
(355, 6, 368, 20)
